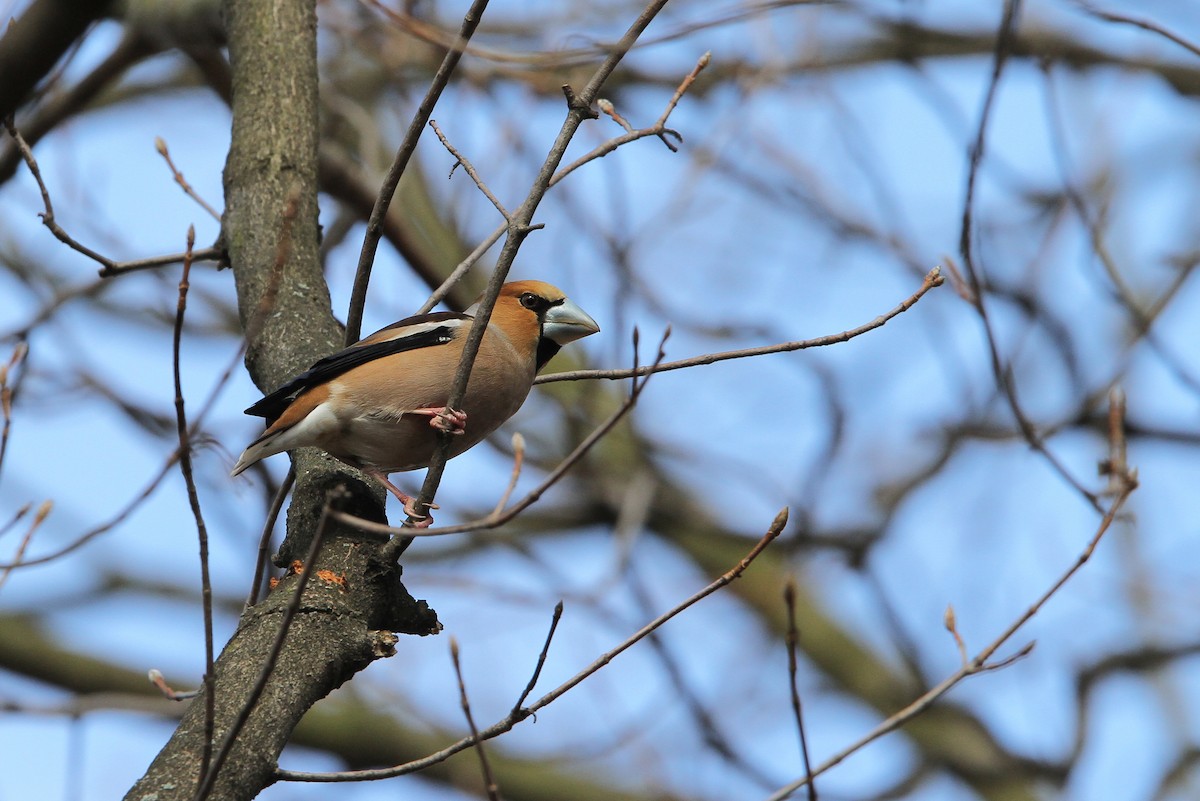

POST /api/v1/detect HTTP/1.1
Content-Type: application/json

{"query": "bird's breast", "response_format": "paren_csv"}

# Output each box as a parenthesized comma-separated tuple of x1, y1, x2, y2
(319, 338, 536, 473)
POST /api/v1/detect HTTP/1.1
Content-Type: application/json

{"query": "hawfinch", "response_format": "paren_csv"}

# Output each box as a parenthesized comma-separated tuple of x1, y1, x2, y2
(231, 280, 599, 522)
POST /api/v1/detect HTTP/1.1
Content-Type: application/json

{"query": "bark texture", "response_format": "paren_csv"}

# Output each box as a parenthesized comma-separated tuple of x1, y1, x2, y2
(124, 0, 439, 798)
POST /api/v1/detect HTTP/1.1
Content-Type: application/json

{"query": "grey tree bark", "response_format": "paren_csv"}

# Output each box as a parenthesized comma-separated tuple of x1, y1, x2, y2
(124, 1, 438, 798)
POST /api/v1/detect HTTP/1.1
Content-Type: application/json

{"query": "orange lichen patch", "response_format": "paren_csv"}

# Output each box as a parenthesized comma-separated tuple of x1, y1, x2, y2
(315, 569, 347, 590)
(268, 577, 280, 590)
(289, 560, 305, 574)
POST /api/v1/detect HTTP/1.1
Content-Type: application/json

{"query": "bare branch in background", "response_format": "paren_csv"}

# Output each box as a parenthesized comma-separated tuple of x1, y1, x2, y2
(170, 229, 217, 779)
(156, 138, 222, 222)
(4, 120, 222, 276)
(277, 507, 788, 783)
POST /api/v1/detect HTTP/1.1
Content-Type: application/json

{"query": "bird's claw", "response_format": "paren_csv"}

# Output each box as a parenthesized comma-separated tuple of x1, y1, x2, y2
(408, 406, 467, 434)
(403, 505, 434, 528)
(371, 471, 438, 526)
(430, 407, 467, 435)
(401, 496, 438, 528)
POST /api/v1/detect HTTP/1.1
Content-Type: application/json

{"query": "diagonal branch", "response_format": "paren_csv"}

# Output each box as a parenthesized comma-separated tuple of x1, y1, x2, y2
(278, 507, 787, 783)
(344, 0, 491, 344)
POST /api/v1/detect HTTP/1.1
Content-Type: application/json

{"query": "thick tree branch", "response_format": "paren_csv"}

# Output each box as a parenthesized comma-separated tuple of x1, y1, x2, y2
(124, 0, 440, 798)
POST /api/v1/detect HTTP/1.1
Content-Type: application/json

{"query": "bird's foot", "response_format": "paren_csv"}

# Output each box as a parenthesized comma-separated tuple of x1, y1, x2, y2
(412, 406, 467, 435)
(370, 471, 438, 528)
(401, 496, 436, 528)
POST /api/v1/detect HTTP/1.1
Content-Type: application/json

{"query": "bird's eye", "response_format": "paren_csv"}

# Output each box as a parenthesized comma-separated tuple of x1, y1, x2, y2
(519, 292, 542, 310)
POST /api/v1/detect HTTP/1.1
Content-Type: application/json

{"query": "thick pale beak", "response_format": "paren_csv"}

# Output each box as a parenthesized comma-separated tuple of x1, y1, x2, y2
(542, 297, 600, 345)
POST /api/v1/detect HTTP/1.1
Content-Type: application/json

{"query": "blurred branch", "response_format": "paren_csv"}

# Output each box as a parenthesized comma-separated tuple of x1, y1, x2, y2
(768, 472, 1137, 800)
(0, 341, 29, 480)
(363, 0, 814, 70)
(345, 0, 490, 344)
(366, 2, 1200, 99)
(1041, 64, 1200, 399)
(3, 119, 222, 276)
(1075, 2, 1200, 58)
(277, 507, 788, 783)
(955, 0, 1104, 513)
(0, 501, 51, 595)
(836, 19, 1200, 97)
(0, 613, 663, 801)
(449, 638, 502, 801)
(0, 325, 245, 571)
(0, 30, 156, 184)
(498, 397, 1068, 799)
(169, 230, 217, 779)
(0, 0, 112, 122)
(783, 581, 818, 801)
(414, 50, 707, 317)
(0, 446, 180, 569)
(619, 545, 775, 788)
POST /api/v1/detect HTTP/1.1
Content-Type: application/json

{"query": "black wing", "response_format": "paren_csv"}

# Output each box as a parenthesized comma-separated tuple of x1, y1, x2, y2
(244, 313, 465, 422)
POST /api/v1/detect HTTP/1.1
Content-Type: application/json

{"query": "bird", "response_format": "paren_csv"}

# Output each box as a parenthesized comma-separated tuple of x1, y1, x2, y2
(231, 280, 599, 525)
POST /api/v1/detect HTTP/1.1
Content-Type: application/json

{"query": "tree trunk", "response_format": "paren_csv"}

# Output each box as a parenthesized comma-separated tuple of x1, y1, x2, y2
(125, 0, 438, 798)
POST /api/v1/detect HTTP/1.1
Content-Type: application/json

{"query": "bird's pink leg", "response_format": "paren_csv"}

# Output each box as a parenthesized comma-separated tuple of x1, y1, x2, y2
(367, 470, 438, 528)
(409, 406, 467, 434)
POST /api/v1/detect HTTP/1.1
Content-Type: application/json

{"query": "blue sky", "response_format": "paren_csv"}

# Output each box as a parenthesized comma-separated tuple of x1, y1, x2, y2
(2, 1, 1200, 799)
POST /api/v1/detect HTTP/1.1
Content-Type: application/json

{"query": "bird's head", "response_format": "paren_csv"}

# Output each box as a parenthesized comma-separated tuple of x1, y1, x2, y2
(472, 280, 600, 370)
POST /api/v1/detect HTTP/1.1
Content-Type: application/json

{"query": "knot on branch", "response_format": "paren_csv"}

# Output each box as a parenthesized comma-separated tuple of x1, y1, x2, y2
(561, 84, 599, 119)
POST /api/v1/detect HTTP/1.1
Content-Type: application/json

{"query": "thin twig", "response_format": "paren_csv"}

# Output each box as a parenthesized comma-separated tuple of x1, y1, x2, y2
(0, 503, 32, 540)
(449, 638, 501, 801)
(246, 470, 294, 610)
(5, 117, 116, 267)
(538, 266, 943, 385)
(625, 553, 773, 787)
(1099, 387, 1127, 497)
(0, 340, 28, 480)
(490, 434, 525, 518)
(765, 476, 1136, 801)
(0, 323, 245, 571)
(783, 581, 817, 801)
(276, 507, 788, 783)
(429, 120, 512, 221)
(148, 668, 200, 701)
(412, 51, 707, 317)
(0, 501, 51, 594)
(510, 601, 564, 715)
(554, 51, 706, 172)
(96, 247, 223, 278)
(397, 0, 674, 534)
(597, 98, 633, 131)
(1075, 2, 1200, 58)
(943, 604, 968, 668)
(629, 327, 640, 401)
(345, 0, 491, 344)
(155, 137, 222, 222)
(4, 119, 222, 277)
(171, 228, 217, 781)
(194, 493, 339, 801)
(955, 1, 1101, 512)
(653, 52, 708, 135)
